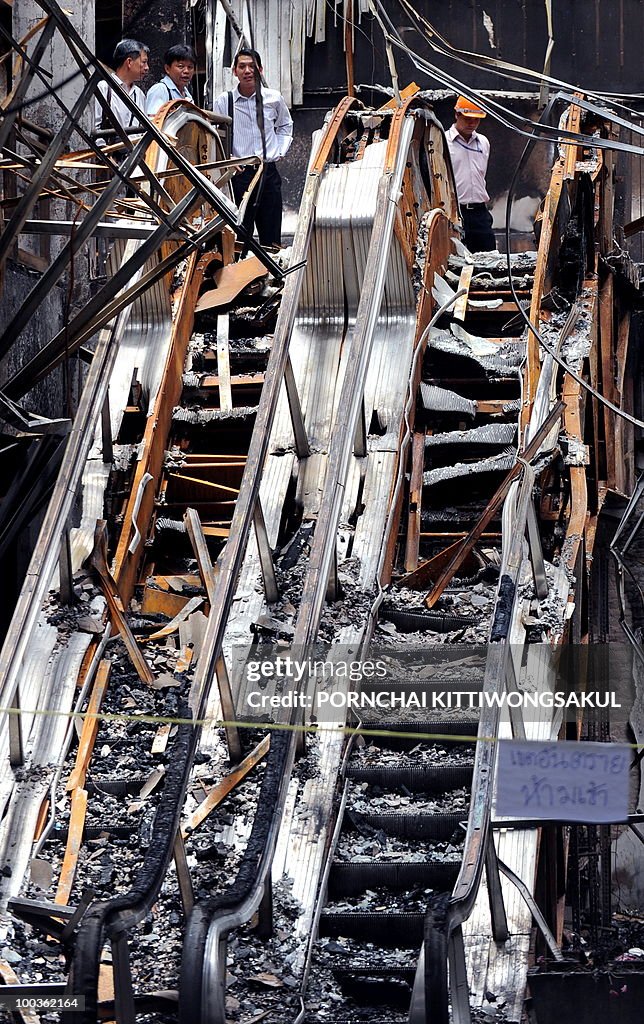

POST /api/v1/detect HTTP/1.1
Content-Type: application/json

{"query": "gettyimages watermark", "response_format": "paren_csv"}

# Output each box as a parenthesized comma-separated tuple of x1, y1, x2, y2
(230, 644, 636, 728)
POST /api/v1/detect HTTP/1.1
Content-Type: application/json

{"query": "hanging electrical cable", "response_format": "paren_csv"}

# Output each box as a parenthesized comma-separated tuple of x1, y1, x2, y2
(393, 0, 644, 107)
(366, 0, 644, 156)
(502, 97, 644, 431)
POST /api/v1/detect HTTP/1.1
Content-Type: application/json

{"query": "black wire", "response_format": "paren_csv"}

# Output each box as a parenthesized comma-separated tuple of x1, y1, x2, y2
(376, 39, 644, 157)
(368, 0, 644, 155)
(390, 0, 644, 116)
(323, 0, 387, 67)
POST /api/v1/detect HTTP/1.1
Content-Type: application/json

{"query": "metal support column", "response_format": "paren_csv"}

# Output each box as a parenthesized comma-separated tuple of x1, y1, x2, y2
(8, 688, 24, 767)
(253, 501, 279, 604)
(59, 526, 74, 606)
(101, 392, 113, 464)
(215, 656, 243, 764)
(504, 656, 526, 741)
(283, 354, 310, 458)
(448, 925, 471, 1024)
(354, 396, 367, 458)
(326, 543, 340, 602)
(526, 500, 548, 599)
(111, 932, 136, 1024)
(173, 832, 195, 916)
(485, 832, 509, 942)
(255, 876, 273, 939)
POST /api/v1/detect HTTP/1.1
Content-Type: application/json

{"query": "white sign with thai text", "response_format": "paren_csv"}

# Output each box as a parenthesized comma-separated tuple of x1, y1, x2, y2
(496, 740, 630, 823)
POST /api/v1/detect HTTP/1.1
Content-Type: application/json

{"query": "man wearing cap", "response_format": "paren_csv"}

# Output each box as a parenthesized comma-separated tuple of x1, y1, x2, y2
(447, 96, 496, 252)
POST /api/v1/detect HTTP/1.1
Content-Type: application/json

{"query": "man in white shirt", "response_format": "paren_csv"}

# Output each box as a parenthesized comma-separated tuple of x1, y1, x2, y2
(146, 44, 196, 117)
(446, 96, 496, 252)
(95, 39, 149, 144)
(213, 48, 293, 246)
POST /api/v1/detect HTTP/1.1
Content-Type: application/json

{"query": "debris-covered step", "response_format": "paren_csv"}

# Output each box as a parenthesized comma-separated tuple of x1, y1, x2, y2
(447, 249, 537, 279)
(358, 719, 479, 748)
(325, 963, 417, 1006)
(169, 405, 257, 454)
(344, 811, 466, 841)
(328, 859, 461, 896)
(181, 370, 265, 407)
(423, 422, 517, 464)
(422, 449, 516, 494)
(421, 505, 503, 526)
(190, 335, 272, 373)
(350, 739, 476, 768)
(319, 909, 426, 945)
(419, 384, 522, 425)
(172, 404, 258, 427)
(346, 778, 470, 814)
(309, 940, 412, 1024)
(345, 761, 474, 790)
(429, 326, 525, 375)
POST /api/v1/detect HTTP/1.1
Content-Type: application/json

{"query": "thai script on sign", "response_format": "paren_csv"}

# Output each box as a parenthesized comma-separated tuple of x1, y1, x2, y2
(496, 740, 630, 824)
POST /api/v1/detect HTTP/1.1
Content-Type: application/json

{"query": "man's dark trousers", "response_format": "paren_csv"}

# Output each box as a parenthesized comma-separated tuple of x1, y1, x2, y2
(461, 203, 496, 252)
(232, 162, 282, 247)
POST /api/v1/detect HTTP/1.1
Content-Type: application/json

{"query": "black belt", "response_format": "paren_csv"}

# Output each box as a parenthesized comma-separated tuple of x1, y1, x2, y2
(460, 202, 487, 210)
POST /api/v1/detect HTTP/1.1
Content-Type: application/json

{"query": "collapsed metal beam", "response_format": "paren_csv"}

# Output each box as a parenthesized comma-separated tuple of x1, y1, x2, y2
(4, 185, 209, 397)
(0, 18, 57, 151)
(0, 130, 155, 360)
(0, 0, 311, 435)
(0, 70, 101, 271)
(2, 30, 192, 237)
(19, 219, 177, 239)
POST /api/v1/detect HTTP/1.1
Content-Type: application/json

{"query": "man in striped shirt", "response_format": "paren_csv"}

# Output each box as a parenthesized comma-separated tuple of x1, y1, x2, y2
(213, 49, 293, 247)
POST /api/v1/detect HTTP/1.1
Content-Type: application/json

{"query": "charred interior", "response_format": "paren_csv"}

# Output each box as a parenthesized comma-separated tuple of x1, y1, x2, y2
(2, 4, 644, 1024)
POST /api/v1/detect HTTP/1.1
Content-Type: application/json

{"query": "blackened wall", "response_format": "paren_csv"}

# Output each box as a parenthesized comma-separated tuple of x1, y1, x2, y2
(301, 2, 644, 98)
(118, 0, 190, 83)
